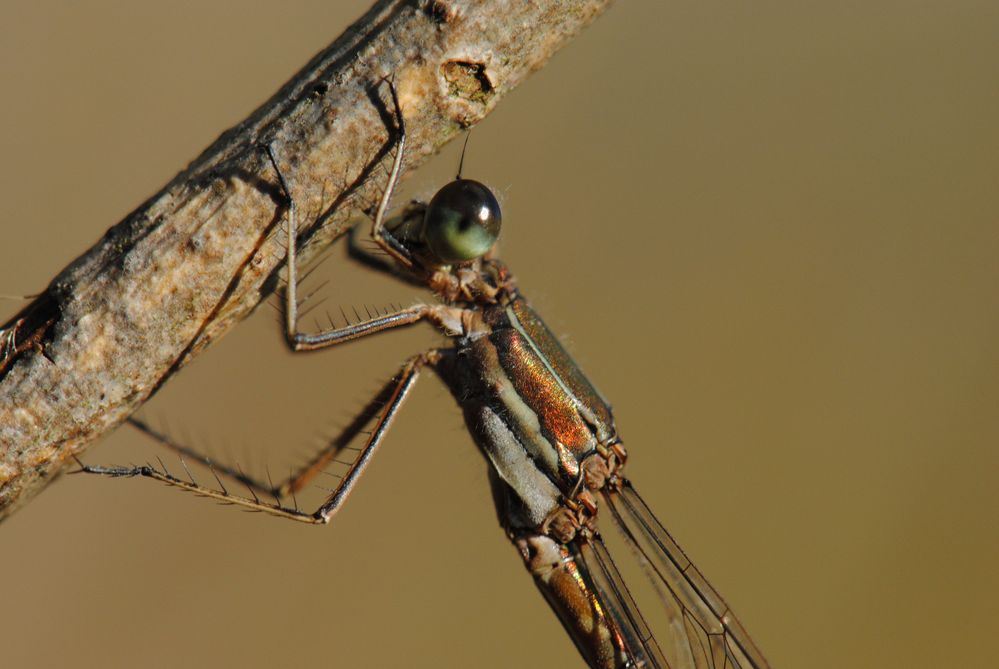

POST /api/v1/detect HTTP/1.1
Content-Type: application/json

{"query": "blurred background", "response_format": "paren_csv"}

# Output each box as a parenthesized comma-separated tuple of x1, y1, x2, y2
(1, 1, 997, 667)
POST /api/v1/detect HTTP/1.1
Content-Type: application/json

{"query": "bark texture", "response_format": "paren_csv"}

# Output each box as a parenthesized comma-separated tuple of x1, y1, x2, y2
(0, 0, 613, 520)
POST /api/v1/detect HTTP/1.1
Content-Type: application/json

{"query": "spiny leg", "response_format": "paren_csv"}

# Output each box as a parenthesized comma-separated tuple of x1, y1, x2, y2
(125, 416, 278, 499)
(271, 165, 454, 349)
(259, 81, 439, 354)
(122, 366, 406, 502)
(79, 352, 437, 525)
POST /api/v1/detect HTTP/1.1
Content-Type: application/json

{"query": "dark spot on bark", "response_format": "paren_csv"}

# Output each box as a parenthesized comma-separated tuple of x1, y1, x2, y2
(312, 81, 329, 96)
(441, 61, 494, 105)
(210, 177, 228, 197)
(424, 1, 449, 24)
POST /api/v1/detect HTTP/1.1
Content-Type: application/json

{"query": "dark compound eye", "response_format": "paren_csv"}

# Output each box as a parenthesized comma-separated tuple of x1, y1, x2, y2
(422, 179, 501, 263)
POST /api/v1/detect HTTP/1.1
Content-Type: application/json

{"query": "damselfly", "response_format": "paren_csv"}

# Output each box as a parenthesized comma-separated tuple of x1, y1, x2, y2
(85, 85, 772, 669)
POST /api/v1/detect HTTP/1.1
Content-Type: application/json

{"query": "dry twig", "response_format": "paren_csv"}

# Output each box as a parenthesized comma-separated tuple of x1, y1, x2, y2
(0, 0, 613, 520)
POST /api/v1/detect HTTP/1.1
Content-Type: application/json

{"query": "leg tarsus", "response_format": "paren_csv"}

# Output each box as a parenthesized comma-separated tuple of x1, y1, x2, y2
(72, 462, 147, 478)
(76, 456, 324, 524)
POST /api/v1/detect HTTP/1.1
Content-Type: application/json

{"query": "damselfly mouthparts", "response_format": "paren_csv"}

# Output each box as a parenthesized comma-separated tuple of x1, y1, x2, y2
(85, 85, 772, 669)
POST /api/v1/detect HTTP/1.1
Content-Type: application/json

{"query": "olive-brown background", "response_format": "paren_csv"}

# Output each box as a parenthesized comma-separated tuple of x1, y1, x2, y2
(2, 2, 997, 667)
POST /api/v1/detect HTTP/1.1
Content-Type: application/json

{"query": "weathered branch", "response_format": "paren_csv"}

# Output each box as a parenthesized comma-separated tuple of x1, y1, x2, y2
(0, 0, 613, 520)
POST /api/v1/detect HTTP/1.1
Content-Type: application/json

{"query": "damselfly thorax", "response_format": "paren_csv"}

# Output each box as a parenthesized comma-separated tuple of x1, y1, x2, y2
(84, 83, 771, 669)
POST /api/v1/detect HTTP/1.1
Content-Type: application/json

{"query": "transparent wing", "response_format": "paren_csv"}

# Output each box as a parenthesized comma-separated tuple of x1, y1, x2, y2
(573, 537, 669, 669)
(599, 480, 772, 669)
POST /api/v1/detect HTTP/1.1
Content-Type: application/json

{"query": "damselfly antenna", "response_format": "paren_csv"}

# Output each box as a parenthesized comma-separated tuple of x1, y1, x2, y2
(455, 130, 473, 180)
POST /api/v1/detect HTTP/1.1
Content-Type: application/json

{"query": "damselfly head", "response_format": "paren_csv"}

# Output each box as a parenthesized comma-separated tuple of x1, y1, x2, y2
(421, 178, 502, 264)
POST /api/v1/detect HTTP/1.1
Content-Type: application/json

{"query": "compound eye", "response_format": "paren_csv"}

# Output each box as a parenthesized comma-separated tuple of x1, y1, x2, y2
(422, 179, 501, 263)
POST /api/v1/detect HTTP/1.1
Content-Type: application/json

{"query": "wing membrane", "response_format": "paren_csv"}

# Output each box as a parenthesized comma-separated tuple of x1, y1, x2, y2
(574, 536, 669, 668)
(601, 480, 772, 669)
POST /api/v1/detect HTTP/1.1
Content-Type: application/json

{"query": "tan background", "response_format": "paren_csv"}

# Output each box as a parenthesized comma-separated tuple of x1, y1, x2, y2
(2, 2, 997, 667)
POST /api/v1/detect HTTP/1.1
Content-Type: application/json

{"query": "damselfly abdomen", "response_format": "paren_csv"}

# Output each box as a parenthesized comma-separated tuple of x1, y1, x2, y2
(85, 83, 771, 669)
